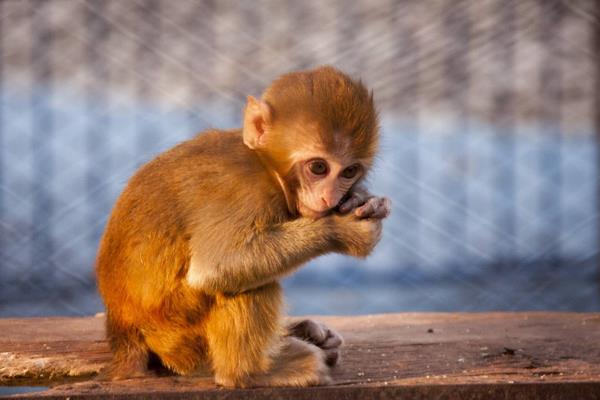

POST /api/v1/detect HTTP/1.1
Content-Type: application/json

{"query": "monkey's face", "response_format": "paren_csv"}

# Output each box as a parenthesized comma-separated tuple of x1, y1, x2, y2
(242, 66, 380, 220)
(292, 150, 364, 219)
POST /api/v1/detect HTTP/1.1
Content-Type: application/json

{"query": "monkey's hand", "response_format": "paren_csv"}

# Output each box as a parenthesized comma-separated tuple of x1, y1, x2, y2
(338, 189, 391, 219)
(287, 319, 343, 367)
(331, 213, 382, 258)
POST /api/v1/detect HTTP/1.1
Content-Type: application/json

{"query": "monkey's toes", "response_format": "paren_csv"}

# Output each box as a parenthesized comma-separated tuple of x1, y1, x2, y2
(324, 347, 340, 367)
(288, 319, 343, 355)
(319, 328, 343, 349)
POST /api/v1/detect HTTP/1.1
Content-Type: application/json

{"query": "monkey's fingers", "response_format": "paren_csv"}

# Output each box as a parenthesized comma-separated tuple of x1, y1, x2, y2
(355, 197, 391, 219)
(338, 192, 368, 214)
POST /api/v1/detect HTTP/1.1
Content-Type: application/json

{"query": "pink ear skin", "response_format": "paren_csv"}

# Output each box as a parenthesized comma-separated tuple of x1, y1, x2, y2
(243, 96, 272, 150)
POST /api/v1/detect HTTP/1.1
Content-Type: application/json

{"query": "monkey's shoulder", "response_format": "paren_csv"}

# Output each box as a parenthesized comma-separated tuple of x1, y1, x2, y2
(113, 129, 287, 232)
(129, 129, 260, 187)
(165, 129, 286, 213)
(164, 129, 262, 175)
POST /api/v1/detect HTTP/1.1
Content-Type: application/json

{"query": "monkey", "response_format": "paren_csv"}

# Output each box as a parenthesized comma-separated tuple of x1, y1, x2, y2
(95, 66, 391, 388)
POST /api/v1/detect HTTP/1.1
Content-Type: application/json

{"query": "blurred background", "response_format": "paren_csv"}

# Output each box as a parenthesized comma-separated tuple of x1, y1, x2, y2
(0, 0, 598, 317)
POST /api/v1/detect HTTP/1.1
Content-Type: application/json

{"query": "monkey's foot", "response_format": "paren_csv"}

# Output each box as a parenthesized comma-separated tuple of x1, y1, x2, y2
(214, 337, 331, 388)
(287, 319, 343, 367)
(96, 361, 149, 381)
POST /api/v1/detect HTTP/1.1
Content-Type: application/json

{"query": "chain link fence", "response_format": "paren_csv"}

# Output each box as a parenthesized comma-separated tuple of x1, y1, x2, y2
(0, 0, 598, 316)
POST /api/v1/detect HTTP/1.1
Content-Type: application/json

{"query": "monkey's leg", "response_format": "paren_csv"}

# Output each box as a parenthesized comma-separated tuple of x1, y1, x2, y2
(143, 324, 208, 376)
(204, 282, 330, 387)
(102, 315, 150, 380)
(142, 288, 213, 376)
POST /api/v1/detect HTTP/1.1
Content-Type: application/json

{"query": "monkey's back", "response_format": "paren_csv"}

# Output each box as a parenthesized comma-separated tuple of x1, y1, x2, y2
(96, 129, 286, 327)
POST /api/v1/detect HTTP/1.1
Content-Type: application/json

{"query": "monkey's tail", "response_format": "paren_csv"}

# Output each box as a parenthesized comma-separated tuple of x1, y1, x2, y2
(97, 313, 150, 381)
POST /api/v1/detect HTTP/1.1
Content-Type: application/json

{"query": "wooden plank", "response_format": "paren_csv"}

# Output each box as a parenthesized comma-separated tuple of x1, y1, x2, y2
(1, 313, 600, 399)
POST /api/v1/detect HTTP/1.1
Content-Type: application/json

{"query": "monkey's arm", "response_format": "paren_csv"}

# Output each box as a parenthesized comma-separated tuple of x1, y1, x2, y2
(187, 215, 378, 294)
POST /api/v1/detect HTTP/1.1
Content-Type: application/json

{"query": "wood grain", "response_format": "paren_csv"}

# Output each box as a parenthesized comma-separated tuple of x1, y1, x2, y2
(1, 313, 599, 399)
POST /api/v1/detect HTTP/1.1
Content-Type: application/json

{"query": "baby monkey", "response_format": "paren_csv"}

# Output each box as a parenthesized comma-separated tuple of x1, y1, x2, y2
(96, 66, 391, 387)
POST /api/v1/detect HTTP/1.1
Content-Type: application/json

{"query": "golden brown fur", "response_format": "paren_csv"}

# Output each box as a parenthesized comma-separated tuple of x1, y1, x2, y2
(96, 66, 388, 387)
(264, 66, 378, 162)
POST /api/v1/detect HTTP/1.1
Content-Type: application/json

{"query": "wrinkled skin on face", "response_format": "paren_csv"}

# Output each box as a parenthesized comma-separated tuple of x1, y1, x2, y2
(295, 153, 363, 218)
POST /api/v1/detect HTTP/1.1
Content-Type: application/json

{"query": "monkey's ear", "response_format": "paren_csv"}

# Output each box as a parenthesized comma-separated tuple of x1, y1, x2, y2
(243, 96, 273, 150)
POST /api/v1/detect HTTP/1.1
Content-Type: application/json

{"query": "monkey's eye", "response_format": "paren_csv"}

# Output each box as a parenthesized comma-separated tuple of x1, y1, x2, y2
(341, 164, 360, 179)
(308, 160, 328, 176)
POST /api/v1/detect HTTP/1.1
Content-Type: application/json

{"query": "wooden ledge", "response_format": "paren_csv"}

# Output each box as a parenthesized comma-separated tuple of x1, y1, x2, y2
(1, 313, 599, 399)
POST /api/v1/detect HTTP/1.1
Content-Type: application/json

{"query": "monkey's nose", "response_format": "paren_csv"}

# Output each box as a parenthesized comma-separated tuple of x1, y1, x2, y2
(321, 196, 334, 208)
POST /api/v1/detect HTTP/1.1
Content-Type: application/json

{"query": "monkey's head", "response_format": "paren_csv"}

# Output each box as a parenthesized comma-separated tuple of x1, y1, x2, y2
(243, 66, 379, 219)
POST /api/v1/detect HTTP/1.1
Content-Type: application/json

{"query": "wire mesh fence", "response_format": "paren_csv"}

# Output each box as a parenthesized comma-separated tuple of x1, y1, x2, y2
(0, 0, 598, 316)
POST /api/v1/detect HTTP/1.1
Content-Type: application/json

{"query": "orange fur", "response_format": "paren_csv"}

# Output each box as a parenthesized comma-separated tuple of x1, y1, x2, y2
(96, 66, 383, 387)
